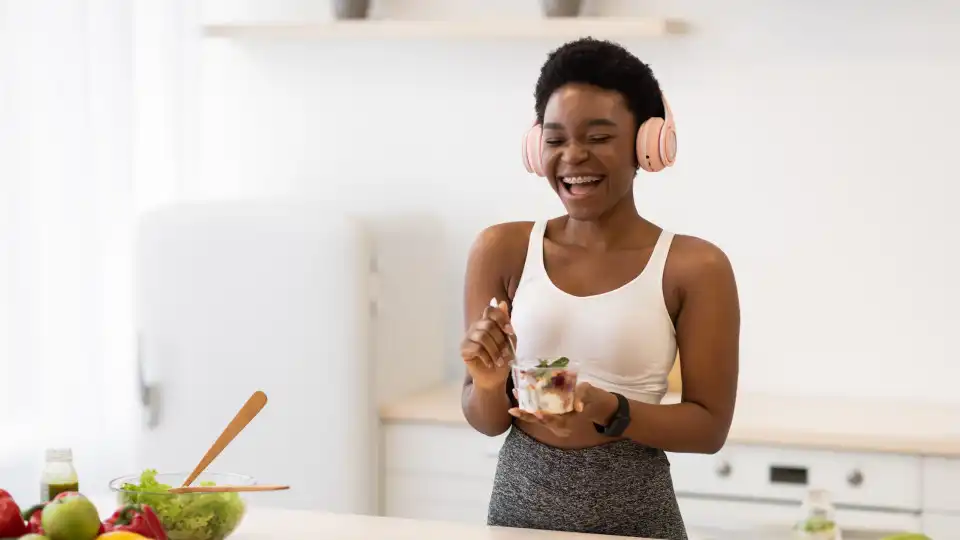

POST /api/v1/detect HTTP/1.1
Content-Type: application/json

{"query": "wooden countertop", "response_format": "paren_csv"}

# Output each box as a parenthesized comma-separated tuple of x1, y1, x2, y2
(379, 382, 960, 457)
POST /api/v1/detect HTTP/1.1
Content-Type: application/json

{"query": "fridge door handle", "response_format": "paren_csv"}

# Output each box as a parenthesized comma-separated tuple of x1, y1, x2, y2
(137, 332, 162, 429)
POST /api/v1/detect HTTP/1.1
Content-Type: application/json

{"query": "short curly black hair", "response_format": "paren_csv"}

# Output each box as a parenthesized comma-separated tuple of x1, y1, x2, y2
(534, 37, 665, 130)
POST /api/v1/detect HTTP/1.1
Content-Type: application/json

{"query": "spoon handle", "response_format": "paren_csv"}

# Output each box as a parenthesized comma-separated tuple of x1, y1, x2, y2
(489, 297, 516, 359)
(169, 484, 289, 494)
(180, 390, 268, 488)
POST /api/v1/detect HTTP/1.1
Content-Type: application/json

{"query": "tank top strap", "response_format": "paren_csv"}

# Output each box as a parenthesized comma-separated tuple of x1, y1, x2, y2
(647, 230, 676, 284)
(519, 220, 548, 284)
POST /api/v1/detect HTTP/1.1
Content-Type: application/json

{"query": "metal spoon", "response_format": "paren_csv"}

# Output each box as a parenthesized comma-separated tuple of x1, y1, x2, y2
(490, 297, 516, 363)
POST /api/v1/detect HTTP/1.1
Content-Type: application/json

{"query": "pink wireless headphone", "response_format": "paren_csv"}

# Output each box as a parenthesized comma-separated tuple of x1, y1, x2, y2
(521, 94, 677, 177)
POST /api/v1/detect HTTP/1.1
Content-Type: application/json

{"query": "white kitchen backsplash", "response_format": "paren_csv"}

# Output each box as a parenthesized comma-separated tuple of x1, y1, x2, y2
(183, 0, 959, 401)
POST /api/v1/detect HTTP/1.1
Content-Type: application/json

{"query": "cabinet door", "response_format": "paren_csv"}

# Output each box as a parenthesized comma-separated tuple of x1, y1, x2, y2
(922, 457, 960, 513)
(678, 497, 921, 537)
(382, 423, 507, 524)
(923, 513, 960, 538)
(678, 496, 797, 531)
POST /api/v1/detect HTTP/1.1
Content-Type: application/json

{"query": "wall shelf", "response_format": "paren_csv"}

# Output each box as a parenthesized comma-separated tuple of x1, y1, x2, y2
(202, 17, 689, 40)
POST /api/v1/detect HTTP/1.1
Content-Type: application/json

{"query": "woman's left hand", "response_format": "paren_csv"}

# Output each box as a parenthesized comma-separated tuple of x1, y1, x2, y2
(508, 381, 619, 437)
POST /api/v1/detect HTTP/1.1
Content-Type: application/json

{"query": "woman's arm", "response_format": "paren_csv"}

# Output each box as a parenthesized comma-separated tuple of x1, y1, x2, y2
(587, 238, 740, 453)
(460, 224, 526, 437)
(462, 371, 513, 436)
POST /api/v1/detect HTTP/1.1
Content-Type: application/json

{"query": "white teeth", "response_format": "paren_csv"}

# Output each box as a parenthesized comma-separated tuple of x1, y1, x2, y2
(563, 176, 602, 184)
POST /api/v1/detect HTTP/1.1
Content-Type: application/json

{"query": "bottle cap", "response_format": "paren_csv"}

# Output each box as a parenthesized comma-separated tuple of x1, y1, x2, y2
(45, 448, 73, 462)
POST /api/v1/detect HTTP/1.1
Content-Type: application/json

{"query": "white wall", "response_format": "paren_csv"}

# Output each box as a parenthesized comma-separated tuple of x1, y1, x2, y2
(0, 0, 141, 503)
(186, 0, 958, 403)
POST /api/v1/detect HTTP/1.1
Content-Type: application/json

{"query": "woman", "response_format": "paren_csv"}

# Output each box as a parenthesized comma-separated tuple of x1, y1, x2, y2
(459, 38, 740, 539)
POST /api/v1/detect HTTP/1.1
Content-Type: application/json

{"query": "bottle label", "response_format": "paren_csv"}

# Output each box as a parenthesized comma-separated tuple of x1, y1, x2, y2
(41, 481, 81, 502)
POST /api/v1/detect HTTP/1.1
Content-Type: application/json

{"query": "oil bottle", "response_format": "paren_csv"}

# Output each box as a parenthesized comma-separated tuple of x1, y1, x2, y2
(40, 448, 80, 501)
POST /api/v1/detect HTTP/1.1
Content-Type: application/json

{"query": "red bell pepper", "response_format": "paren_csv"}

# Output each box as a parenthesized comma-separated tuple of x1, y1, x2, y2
(0, 495, 28, 538)
(22, 503, 46, 535)
(103, 504, 167, 540)
(0, 489, 12, 500)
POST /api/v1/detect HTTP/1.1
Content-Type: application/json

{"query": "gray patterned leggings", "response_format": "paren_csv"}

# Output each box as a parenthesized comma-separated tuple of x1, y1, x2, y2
(487, 427, 688, 539)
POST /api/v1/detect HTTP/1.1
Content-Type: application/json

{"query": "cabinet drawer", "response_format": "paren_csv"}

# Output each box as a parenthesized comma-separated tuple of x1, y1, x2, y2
(921, 456, 960, 513)
(383, 423, 506, 478)
(669, 444, 922, 511)
(678, 497, 921, 535)
(383, 471, 492, 525)
(922, 512, 960, 538)
(384, 497, 487, 525)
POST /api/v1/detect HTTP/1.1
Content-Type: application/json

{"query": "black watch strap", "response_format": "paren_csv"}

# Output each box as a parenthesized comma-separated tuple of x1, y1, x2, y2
(594, 392, 631, 437)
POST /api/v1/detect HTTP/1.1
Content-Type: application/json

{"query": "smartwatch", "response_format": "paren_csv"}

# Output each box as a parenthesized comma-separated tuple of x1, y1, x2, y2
(594, 392, 631, 437)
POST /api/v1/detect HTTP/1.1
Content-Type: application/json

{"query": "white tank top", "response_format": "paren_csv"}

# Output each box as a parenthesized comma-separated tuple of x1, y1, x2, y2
(510, 220, 677, 405)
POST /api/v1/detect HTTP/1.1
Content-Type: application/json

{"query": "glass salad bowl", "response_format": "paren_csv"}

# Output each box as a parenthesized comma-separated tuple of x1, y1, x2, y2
(109, 470, 253, 540)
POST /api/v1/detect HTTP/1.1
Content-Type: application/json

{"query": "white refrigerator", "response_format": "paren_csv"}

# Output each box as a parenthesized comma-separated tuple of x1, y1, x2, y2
(134, 201, 377, 514)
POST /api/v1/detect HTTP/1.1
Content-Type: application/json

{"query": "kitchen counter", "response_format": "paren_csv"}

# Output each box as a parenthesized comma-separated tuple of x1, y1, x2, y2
(84, 499, 802, 540)
(379, 382, 960, 456)
(90, 498, 639, 540)
(235, 509, 867, 540)
(234, 509, 656, 539)
(229, 507, 900, 540)
(91, 505, 653, 540)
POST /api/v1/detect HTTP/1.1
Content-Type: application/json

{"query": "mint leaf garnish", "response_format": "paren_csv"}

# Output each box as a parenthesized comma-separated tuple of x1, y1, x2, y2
(549, 357, 569, 368)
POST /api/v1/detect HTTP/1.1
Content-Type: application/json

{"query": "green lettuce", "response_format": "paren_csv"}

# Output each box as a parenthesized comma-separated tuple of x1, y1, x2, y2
(119, 469, 245, 540)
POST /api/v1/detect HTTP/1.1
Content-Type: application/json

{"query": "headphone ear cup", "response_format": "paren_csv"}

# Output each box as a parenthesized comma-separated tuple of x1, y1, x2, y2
(660, 120, 677, 169)
(636, 117, 666, 173)
(523, 124, 545, 177)
(522, 130, 534, 174)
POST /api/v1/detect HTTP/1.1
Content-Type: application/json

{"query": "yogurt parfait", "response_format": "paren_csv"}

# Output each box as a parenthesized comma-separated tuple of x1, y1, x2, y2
(511, 357, 579, 415)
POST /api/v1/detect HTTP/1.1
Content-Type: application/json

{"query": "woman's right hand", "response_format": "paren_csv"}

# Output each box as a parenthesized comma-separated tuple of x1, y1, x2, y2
(461, 300, 515, 390)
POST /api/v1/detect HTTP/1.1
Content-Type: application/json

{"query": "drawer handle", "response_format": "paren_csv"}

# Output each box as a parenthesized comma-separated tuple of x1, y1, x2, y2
(770, 465, 808, 485)
(715, 461, 732, 478)
(846, 469, 864, 487)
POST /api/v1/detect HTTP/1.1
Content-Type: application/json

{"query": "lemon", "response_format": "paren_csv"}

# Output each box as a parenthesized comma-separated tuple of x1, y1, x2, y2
(97, 532, 150, 540)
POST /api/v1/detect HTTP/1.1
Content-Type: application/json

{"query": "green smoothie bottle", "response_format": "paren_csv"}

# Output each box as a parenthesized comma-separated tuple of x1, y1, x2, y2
(40, 448, 80, 502)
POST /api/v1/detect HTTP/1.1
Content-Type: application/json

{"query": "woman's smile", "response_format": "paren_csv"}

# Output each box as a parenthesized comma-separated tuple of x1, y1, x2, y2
(559, 174, 606, 198)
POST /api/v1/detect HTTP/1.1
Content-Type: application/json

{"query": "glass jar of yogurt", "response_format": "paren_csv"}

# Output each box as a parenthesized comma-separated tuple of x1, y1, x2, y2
(511, 357, 579, 415)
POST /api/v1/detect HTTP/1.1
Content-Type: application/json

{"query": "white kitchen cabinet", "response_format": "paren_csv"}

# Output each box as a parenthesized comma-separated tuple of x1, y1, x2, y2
(381, 422, 934, 537)
(921, 513, 960, 538)
(920, 457, 960, 538)
(381, 423, 506, 523)
(921, 456, 960, 513)
(677, 497, 921, 534)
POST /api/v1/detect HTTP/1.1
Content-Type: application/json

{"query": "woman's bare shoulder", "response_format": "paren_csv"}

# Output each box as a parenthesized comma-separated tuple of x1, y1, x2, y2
(668, 234, 733, 273)
(468, 221, 537, 297)
(470, 221, 536, 258)
(663, 233, 738, 316)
